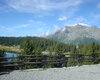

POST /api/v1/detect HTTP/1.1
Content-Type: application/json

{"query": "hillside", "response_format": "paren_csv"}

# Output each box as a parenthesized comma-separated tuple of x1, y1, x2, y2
(0, 37, 70, 53)
(47, 24, 100, 44)
(0, 37, 61, 46)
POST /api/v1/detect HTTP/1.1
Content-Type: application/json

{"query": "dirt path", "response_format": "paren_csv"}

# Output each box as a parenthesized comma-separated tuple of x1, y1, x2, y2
(0, 64, 100, 80)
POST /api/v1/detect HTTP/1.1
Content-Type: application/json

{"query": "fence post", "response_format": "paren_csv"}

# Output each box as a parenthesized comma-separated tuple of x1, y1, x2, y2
(61, 55, 66, 67)
(41, 55, 47, 68)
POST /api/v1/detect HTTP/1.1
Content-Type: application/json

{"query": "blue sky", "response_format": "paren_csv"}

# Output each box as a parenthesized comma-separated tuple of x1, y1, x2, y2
(0, 0, 100, 37)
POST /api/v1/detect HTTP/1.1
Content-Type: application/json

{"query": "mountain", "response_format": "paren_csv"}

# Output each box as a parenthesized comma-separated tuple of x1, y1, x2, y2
(47, 23, 100, 44)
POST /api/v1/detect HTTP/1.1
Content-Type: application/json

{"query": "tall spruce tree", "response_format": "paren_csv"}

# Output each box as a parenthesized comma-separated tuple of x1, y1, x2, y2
(21, 38, 33, 55)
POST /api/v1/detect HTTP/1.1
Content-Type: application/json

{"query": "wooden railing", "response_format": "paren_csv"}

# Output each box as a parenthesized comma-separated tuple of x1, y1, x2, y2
(0, 53, 100, 71)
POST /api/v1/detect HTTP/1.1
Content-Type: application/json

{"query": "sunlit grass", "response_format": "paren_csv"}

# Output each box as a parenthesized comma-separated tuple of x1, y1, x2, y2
(0, 45, 21, 53)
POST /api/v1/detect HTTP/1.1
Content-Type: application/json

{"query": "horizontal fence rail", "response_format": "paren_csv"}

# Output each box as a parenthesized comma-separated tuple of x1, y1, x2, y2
(0, 53, 100, 72)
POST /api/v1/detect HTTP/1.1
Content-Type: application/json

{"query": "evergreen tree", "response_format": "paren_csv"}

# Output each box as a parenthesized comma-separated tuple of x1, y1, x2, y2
(21, 38, 33, 55)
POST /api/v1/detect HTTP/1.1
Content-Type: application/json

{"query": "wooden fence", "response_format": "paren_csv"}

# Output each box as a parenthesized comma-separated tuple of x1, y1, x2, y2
(0, 53, 100, 71)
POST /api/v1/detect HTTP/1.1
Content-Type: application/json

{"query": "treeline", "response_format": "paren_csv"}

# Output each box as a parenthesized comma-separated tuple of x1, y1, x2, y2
(0, 37, 24, 46)
(21, 37, 100, 55)
(0, 37, 100, 55)
(20, 37, 71, 54)
(0, 36, 72, 53)
(72, 42, 100, 54)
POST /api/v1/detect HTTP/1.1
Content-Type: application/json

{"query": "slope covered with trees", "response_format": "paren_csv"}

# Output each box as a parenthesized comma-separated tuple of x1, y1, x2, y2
(0, 37, 24, 46)
(20, 37, 71, 54)
(0, 37, 100, 55)
(0, 37, 71, 53)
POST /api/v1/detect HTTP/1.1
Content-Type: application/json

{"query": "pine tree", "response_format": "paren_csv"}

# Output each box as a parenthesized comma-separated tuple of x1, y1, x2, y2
(21, 38, 33, 55)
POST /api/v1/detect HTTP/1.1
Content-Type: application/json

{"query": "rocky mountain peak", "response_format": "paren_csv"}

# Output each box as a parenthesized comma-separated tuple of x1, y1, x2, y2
(47, 23, 100, 44)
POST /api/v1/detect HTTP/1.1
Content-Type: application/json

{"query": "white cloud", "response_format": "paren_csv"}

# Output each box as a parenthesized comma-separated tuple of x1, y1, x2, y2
(0, 3, 12, 12)
(0, 20, 48, 32)
(28, 19, 47, 26)
(0, 25, 13, 31)
(93, 14, 100, 19)
(11, 24, 30, 30)
(58, 16, 68, 21)
(64, 16, 89, 26)
(28, 19, 35, 23)
(75, 16, 87, 22)
(45, 30, 50, 36)
(15, 24, 30, 28)
(37, 30, 51, 37)
(0, 24, 30, 32)
(6, 0, 84, 13)
(97, 2, 100, 9)
(38, 24, 61, 37)
(37, 21, 47, 26)
(53, 25, 60, 33)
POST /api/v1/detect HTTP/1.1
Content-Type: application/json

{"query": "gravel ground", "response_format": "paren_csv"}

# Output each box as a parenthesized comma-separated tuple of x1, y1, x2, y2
(0, 64, 100, 80)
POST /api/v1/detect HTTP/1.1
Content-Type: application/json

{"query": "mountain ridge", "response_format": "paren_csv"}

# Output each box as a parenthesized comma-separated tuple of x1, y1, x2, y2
(47, 23, 100, 44)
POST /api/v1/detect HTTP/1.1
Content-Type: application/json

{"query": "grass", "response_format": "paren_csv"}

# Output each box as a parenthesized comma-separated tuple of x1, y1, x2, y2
(0, 45, 21, 53)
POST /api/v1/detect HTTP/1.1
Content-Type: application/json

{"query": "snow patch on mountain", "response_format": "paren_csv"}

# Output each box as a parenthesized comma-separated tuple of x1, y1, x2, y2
(47, 23, 100, 44)
(65, 23, 90, 27)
